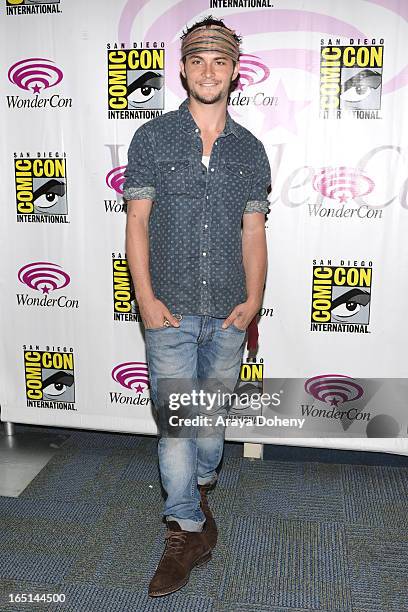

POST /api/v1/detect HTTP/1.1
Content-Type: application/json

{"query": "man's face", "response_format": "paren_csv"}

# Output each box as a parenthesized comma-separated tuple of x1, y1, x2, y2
(180, 51, 240, 105)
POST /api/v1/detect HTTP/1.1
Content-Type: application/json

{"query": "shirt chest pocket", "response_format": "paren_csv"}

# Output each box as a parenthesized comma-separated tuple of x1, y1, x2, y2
(224, 162, 254, 181)
(158, 160, 190, 195)
(224, 162, 254, 194)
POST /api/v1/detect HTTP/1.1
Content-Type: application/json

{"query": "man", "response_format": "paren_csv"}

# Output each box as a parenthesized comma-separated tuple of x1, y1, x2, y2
(124, 16, 271, 597)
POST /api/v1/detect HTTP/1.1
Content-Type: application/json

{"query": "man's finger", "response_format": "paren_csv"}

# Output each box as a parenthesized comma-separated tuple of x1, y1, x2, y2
(164, 310, 180, 327)
(221, 317, 233, 329)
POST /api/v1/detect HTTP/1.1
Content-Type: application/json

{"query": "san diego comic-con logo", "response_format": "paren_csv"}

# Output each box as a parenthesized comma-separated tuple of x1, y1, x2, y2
(229, 360, 264, 419)
(320, 38, 384, 119)
(14, 153, 68, 223)
(17, 261, 79, 309)
(311, 260, 372, 333)
(7, 58, 71, 109)
(112, 253, 141, 322)
(309, 167, 382, 220)
(6, 0, 61, 16)
(107, 43, 165, 119)
(23, 345, 76, 411)
(110, 361, 151, 406)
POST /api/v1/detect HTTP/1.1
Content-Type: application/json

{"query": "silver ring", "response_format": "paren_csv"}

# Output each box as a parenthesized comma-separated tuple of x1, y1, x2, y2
(163, 319, 171, 327)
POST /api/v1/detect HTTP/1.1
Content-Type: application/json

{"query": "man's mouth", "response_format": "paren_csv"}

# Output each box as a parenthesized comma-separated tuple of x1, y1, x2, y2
(199, 82, 218, 87)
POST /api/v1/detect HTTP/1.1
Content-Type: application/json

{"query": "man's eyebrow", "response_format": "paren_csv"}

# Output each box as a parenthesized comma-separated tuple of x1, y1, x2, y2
(189, 54, 230, 61)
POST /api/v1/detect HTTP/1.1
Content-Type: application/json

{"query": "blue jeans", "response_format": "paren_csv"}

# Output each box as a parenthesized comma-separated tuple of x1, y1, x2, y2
(145, 315, 246, 532)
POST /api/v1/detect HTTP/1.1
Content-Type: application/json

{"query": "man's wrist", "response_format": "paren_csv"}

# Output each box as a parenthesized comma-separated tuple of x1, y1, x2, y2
(245, 296, 261, 310)
(136, 292, 156, 305)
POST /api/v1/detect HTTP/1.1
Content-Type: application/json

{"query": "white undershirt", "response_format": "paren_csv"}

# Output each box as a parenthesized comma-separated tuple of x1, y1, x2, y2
(202, 155, 210, 169)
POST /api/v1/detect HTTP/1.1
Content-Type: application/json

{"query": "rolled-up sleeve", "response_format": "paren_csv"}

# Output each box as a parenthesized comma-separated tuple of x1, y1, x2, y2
(244, 141, 271, 215)
(122, 125, 156, 202)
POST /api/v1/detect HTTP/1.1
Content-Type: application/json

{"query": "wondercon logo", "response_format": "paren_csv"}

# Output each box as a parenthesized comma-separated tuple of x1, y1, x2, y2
(106, 165, 127, 195)
(304, 374, 363, 407)
(8, 58, 63, 94)
(237, 54, 270, 91)
(312, 167, 375, 203)
(18, 262, 70, 294)
(111, 362, 150, 393)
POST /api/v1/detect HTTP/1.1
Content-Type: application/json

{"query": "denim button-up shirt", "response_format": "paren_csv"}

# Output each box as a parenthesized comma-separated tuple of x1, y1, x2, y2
(123, 98, 271, 317)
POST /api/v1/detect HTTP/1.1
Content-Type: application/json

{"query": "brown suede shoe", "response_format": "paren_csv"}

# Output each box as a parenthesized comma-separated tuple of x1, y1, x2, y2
(199, 483, 218, 549)
(148, 521, 211, 597)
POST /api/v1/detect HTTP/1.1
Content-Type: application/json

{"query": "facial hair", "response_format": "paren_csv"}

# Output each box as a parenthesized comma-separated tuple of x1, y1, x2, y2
(189, 87, 225, 105)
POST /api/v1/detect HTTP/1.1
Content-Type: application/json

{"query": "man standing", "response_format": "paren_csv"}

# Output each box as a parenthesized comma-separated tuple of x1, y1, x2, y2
(124, 16, 270, 597)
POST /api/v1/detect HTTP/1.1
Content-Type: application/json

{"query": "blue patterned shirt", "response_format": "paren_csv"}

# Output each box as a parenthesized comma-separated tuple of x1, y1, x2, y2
(123, 98, 271, 317)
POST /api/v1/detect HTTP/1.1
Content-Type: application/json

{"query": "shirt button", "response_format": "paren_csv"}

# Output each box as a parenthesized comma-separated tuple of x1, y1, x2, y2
(171, 166, 175, 171)
(210, 168, 215, 172)
(202, 280, 207, 284)
(202, 252, 207, 256)
(195, 128, 199, 133)
(206, 195, 209, 200)
(215, 142, 218, 145)
(204, 224, 208, 229)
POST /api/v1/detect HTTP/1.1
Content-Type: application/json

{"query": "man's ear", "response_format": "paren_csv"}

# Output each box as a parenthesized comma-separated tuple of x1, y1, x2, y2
(179, 59, 186, 79)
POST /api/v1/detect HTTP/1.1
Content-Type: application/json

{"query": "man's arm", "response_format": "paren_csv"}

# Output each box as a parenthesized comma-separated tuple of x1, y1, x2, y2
(125, 201, 180, 329)
(222, 140, 271, 330)
(123, 125, 179, 329)
(222, 213, 267, 330)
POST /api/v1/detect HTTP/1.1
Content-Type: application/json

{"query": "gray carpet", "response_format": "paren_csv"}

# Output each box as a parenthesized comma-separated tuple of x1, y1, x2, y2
(0, 425, 407, 612)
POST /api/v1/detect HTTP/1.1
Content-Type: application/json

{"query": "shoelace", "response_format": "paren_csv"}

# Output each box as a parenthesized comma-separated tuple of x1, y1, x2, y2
(164, 530, 188, 556)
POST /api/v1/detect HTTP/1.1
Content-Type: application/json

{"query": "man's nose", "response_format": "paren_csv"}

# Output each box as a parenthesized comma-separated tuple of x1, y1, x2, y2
(202, 62, 215, 77)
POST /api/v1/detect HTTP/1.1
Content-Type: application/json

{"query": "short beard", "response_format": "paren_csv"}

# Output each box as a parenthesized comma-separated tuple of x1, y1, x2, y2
(189, 87, 226, 105)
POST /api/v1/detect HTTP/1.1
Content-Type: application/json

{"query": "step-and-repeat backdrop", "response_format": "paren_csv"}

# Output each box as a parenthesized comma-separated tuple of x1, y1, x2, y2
(1, 0, 408, 454)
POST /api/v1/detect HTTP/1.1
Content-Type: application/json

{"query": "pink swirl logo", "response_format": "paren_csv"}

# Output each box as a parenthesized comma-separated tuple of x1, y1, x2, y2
(111, 362, 150, 393)
(237, 54, 270, 92)
(18, 262, 70, 294)
(8, 58, 63, 94)
(305, 374, 363, 407)
(106, 165, 127, 195)
(312, 167, 375, 203)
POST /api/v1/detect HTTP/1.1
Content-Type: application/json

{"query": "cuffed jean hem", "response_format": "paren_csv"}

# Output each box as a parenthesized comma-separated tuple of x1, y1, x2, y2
(197, 474, 218, 486)
(167, 516, 205, 532)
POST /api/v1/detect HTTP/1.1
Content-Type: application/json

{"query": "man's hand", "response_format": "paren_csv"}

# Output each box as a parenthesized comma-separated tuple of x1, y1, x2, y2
(222, 300, 259, 331)
(139, 297, 180, 329)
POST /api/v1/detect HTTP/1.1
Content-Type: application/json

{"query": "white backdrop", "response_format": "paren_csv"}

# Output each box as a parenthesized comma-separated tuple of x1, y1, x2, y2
(1, 0, 408, 454)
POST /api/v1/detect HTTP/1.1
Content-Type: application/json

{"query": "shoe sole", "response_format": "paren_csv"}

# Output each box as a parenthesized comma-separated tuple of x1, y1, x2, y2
(148, 549, 212, 598)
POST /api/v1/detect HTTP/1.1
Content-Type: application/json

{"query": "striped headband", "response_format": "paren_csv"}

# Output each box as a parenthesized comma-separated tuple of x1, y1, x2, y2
(181, 25, 240, 62)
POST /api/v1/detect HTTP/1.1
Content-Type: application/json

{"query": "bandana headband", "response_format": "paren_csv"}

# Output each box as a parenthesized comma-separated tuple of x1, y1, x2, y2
(181, 25, 240, 62)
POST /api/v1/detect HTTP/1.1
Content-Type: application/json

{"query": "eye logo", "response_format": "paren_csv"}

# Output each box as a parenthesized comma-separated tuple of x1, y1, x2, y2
(111, 362, 149, 393)
(18, 262, 70, 294)
(237, 54, 270, 92)
(106, 165, 127, 195)
(305, 374, 363, 407)
(8, 58, 63, 94)
(312, 167, 375, 203)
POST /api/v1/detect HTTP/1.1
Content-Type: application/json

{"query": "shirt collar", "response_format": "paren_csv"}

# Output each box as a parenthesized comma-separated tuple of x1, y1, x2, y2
(178, 98, 244, 139)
